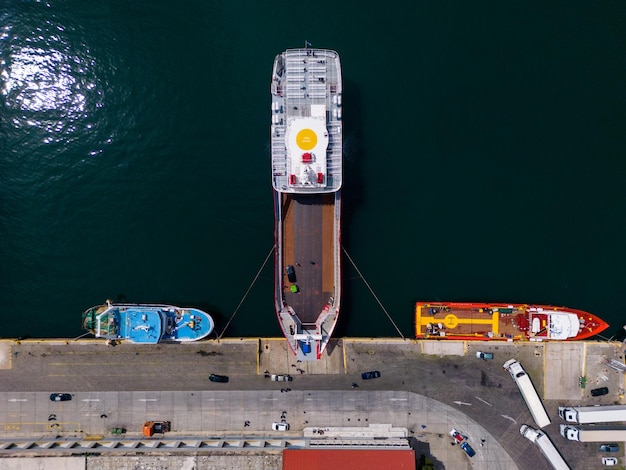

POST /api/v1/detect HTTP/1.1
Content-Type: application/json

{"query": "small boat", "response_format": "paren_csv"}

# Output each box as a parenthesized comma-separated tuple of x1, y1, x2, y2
(415, 302, 609, 341)
(82, 301, 214, 344)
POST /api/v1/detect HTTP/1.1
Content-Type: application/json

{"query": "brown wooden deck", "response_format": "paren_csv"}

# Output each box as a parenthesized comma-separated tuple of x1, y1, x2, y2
(281, 193, 336, 324)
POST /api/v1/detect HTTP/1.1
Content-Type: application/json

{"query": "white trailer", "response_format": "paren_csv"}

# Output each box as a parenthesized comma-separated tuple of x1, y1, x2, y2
(503, 359, 551, 428)
(560, 425, 626, 442)
(520, 425, 570, 470)
(558, 405, 626, 424)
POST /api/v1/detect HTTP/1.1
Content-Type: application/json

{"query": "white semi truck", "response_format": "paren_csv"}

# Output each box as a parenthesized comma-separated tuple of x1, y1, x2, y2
(558, 404, 626, 424)
(560, 425, 626, 442)
(520, 425, 570, 470)
(503, 359, 551, 428)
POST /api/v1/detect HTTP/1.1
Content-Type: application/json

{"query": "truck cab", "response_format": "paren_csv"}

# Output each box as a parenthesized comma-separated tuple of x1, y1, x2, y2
(142, 421, 171, 437)
(558, 407, 577, 422)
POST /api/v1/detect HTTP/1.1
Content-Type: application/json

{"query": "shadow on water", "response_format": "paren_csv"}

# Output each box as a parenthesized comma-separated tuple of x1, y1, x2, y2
(334, 78, 364, 339)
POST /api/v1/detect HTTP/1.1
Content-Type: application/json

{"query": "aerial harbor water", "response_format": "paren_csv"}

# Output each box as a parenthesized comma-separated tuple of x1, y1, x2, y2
(1, 1, 625, 342)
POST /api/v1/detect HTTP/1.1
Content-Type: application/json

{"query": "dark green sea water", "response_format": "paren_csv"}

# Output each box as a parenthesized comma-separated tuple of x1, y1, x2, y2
(1, 1, 625, 340)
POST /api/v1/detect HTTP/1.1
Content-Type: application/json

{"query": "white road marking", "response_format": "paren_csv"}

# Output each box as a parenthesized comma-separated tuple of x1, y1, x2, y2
(475, 396, 492, 406)
(501, 415, 517, 424)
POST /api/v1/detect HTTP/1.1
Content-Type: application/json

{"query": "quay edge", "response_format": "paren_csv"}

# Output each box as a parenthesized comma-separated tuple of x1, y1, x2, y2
(0, 337, 624, 470)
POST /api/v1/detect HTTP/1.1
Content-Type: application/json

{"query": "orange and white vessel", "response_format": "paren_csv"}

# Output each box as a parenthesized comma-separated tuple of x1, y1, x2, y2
(415, 302, 609, 341)
(270, 46, 342, 360)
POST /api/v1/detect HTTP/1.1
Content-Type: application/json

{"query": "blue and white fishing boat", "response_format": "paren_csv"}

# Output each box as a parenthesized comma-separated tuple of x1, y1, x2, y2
(82, 301, 214, 343)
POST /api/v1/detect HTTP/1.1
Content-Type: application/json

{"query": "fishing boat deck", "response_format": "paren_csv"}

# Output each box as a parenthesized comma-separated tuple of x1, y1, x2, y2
(162, 308, 214, 342)
(281, 193, 335, 324)
(83, 304, 214, 344)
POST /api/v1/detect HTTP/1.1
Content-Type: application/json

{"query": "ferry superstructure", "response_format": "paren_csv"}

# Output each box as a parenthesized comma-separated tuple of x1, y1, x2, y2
(82, 301, 214, 344)
(415, 302, 609, 341)
(270, 46, 342, 360)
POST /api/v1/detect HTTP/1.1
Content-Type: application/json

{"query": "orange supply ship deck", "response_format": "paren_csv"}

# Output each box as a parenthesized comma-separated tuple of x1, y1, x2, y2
(415, 302, 609, 341)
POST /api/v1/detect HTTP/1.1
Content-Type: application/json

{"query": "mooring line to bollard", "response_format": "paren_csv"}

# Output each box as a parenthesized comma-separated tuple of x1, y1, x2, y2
(218, 245, 275, 341)
(342, 246, 405, 340)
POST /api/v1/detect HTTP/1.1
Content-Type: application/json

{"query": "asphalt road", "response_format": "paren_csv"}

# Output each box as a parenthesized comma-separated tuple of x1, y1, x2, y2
(0, 338, 623, 470)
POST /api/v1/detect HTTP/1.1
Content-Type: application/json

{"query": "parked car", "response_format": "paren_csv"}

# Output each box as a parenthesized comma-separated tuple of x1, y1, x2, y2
(286, 265, 297, 283)
(272, 422, 289, 431)
(475, 351, 494, 360)
(361, 370, 381, 380)
(460, 441, 476, 457)
(449, 428, 467, 443)
(271, 374, 293, 382)
(49, 393, 72, 402)
(591, 387, 609, 396)
(602, 457, 617, 466)
(209, 374, 229, 383)
(600, 444, 620, 452)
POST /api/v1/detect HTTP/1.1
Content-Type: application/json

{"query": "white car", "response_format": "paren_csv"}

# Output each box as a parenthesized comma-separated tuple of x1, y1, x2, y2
(475, 351, 494, 360)
(272, 422, 289, 431)
(602, 457, 617, 466)
(270, 374, 293, 382)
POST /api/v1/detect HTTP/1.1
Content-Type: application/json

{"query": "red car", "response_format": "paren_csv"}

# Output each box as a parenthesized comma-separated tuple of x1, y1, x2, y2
(449, 428, 467, 443)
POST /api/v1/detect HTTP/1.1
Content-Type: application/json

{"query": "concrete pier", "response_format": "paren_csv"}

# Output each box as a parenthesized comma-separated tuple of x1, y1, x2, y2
(0, 337, 624, 469)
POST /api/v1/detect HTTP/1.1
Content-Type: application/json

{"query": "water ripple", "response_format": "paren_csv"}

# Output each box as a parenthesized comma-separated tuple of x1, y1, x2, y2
(0, 5, 108, 158)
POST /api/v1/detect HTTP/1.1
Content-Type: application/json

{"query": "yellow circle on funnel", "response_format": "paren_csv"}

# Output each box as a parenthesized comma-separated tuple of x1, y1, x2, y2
(296, 128, 317, 150)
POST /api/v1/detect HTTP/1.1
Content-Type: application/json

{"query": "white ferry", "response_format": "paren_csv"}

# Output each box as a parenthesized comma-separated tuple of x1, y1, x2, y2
(270, 45, 342, 361)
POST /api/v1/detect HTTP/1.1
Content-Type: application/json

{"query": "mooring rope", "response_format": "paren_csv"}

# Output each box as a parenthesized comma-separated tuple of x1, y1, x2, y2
(342, 246, 405, 340)
(218, 245, 275, 340)
(73, 331, 92, 341)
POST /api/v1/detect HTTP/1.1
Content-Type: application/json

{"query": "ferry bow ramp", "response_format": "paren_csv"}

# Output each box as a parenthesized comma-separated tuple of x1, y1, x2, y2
(270, 46, 342, 361)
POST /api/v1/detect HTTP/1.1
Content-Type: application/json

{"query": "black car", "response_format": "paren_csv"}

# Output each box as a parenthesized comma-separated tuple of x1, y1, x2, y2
(286, 265, 297, 283)
(209, 374, 229, 383)
(591, 386, 609, 397)
(361, 370, 381, 380)
(50, 393, 72, 402)
(600, 444, 619, 452)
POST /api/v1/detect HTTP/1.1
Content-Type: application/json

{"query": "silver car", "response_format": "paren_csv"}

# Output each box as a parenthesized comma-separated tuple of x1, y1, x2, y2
(271, 374, 293, 382)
